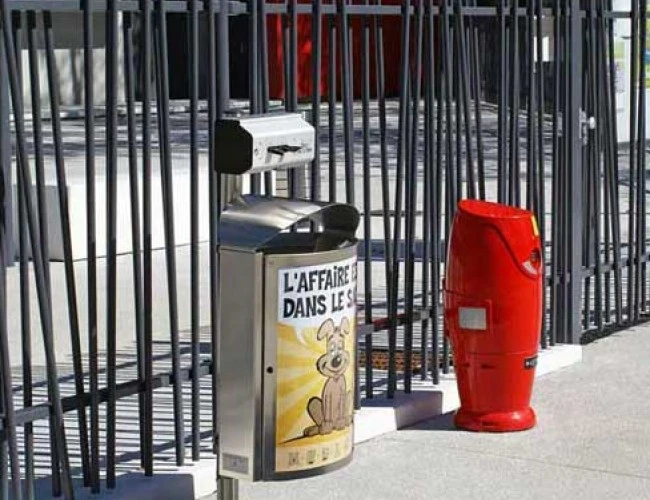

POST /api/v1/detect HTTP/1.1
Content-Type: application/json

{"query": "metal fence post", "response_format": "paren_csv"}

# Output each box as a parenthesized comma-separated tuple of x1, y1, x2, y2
(568, 0, 584, 344)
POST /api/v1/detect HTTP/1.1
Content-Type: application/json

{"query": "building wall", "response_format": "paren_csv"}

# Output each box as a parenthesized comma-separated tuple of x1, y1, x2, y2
(14, 12, 125, 108)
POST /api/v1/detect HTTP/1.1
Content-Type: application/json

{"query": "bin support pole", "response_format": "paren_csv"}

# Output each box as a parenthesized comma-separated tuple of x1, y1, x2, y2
(222, 174, 243, 208)
(218, 477, 239, 500)
(568, 0, 584, 344)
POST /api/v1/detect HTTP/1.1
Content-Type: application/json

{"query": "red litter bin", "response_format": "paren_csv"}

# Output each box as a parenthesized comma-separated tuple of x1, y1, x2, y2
(444, 199, 543, 432)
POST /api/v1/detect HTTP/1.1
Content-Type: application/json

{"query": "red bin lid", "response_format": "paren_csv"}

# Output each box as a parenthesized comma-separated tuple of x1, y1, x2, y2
(454, 199, 542, 279)
(458, 199, 533, 220)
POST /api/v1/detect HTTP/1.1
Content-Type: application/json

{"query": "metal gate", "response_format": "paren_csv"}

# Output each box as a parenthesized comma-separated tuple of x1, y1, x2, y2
(0, 0, 647, 497)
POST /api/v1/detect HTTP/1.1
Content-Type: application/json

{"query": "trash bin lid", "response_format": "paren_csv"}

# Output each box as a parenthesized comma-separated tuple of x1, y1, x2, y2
(219, 195, 360, 252)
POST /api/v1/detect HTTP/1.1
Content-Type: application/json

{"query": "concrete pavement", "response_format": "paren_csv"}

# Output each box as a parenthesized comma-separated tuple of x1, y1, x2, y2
(210, 324, 650, 500)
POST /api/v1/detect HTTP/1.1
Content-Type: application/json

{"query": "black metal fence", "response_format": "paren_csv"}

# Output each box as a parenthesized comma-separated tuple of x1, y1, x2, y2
(0, 0, 647, 498)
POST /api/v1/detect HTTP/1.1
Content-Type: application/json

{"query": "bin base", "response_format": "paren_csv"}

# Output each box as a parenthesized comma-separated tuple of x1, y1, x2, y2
(454, 407, 536, 432)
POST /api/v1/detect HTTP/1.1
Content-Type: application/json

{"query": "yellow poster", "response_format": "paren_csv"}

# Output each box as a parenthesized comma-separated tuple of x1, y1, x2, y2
(274, 256, 357, 473)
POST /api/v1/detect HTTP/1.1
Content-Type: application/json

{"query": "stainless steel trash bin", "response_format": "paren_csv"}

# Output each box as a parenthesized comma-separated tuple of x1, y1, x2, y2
(215, 113, 360, 482)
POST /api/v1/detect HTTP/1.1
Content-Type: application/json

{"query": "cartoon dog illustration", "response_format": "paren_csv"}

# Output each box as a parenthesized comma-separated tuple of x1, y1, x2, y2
(303, 317, 353, 437)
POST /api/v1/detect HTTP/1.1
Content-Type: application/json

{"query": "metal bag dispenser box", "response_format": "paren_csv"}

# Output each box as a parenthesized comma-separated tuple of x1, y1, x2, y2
(215, 112, 315, 175)
(444, 199, 543, 432)
(215, 113, 360, 481)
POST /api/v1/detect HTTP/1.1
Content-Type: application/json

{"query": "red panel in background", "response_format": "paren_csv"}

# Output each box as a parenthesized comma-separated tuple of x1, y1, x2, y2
(267, 1, 404, 100)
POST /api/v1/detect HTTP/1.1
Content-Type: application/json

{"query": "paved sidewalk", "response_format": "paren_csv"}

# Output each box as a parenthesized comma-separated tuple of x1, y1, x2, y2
(212, 325, 650, 500)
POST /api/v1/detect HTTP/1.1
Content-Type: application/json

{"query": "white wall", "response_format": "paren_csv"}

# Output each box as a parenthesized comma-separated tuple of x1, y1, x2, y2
(14, 12, 125, 108)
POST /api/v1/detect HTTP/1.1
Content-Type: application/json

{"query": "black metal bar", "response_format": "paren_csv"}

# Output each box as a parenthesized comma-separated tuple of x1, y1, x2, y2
(121, 9, 147, 470)
(209, 0, 220, 454)
(374, 0, 390, 397)
(561, 0, 572, 341)
(339, 0, 355, 205)
(208, 0, 222, 457)
(453, 12, 462, 203)
(640, 0, 648, 314)
(141, 0, 154, 476)
(582, 7, 593, 331)
(105, 0, 119, 487)
(627, 0, 639, 322)
(189, 0, 201, 463)
(421, 0, 434, 382)
(561, 0, 569, 341)
(288, 0, 298, 196)
(534, 0, 547, 347)
(568, 0, 584, 343)
(328, 16, 337, 202)
(258, 0, 271, 202)
(635, 0, 646, 320)
(468, 0, 485, 199)
(403, 0, 423, 394)
(259, 1, 272, 193)
(601, 5, 613, 323)
(42, 8, 92, 488)
(388, 0, 411, 397)
(154, 0, 186, 465)
(441, 0, 454, 373)
(82, 0, 100, 487)
(508, 0, 520, 206)
(589, 0, 603, 332)
(17, 77, 34, 498)
(217, 0, 230, 112)
(10, 362, 215, 428)
(605, 0, 623, 325)
(259, 3, 594, 17)
(290, 0, 298, 114)
(311, 0, 323, 201)
(0, 0, 595, 15)
(258, 0, 270, 111)
(550, 0, 561, 345)
(525, 0, 536, 211)
(213, 0, 228, 463)
(282, 3, 290, 106)
(498, 0, 507, 202)
(26, 10, 49, 293)
(433, 0, 443, 383)
(210, 0, 221, 453)
(455, 0, 475, 199)
(1, 0, 250, 12)
(250, 0, 260, 193)
(361, 0, 372, 397)
(348, 22, 354, 120)
(281, 3, 289, 194)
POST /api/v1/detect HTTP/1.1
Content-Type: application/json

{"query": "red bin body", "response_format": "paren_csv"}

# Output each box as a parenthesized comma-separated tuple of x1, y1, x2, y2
(444, 200, 543, 432)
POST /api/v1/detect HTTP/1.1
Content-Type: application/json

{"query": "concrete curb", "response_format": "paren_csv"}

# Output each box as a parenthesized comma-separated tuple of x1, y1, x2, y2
(72, 344, 582, 500)
(354, 343, 583, 444)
